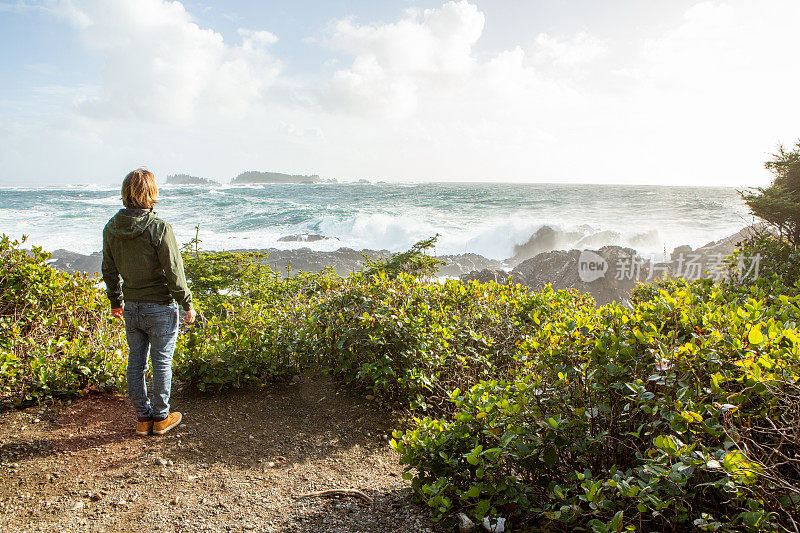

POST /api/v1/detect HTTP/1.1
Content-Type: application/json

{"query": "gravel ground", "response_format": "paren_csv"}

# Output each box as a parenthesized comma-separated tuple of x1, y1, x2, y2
(0, 374, 439, 532)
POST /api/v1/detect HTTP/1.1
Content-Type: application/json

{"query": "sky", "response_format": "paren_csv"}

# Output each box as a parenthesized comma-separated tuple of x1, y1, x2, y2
(0, 0, 798, 186)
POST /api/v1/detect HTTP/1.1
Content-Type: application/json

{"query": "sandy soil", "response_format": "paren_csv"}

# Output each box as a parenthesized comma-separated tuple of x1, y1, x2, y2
(0, 374, 438, 532)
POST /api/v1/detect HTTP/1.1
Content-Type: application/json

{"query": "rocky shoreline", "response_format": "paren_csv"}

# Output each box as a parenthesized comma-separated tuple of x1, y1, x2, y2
(47, 226, 757, 305)
(47, 247, 508, 280)
(464, 226, 757, 304)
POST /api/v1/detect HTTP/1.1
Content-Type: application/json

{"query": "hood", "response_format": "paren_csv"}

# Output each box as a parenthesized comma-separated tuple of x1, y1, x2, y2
(109, 208, 155, 239)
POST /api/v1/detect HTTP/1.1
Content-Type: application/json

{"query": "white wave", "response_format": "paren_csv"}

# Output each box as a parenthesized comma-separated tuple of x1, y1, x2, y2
(314, 212, 438, 251)
(0, 183, 751, 262)
(293, 213, 670, 261)
(69, 195, 122, 206)
(7, 230, 104, 256)
(63, 183, 117, 189)
(169, 226, 346, 254)
(0, 184, 117, 192)
(449, 220, 561, 259)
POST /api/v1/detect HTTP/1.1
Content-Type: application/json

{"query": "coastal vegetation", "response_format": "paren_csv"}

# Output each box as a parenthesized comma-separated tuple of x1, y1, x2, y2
(165, 170, 336, 185)
(165, 173, 221, 186)
(2, 145, 800, 531)
(741, 141, 800, 247)
(0, 236, 125, 404)
(231, 171, 331, 184)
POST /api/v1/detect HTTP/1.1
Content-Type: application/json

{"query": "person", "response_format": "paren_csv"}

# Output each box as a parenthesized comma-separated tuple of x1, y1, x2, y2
(101, 169, 196, 436)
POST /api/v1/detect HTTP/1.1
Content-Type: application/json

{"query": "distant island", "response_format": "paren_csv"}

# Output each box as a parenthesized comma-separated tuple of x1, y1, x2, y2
(165, 170, 336, 185)
(166, 173, 221, 186)
(231, 171, 335, 184)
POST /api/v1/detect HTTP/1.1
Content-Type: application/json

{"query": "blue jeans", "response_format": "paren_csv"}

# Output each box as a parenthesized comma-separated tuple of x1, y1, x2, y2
(123, 301, 179, 421)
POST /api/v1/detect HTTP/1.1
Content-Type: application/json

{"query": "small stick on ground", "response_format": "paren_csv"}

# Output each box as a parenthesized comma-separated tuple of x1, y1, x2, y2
(296, 489, 372, 503)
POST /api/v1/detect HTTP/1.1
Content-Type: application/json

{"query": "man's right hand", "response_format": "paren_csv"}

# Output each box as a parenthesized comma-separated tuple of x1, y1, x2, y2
(184, 306, 197, 324)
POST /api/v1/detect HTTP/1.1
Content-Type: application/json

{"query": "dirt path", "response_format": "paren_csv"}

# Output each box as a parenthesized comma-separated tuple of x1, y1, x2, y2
(0, 374, 437, 532)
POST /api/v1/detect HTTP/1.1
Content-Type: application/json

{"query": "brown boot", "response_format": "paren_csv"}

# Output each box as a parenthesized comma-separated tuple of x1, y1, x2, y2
(136, 417, 153, 436)
(153, 412, 182, 435)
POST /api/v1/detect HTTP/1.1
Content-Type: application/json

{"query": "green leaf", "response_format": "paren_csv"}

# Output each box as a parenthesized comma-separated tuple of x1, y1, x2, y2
(748, 325, 764, 345)
(475, 499, 491, 519)
(610, 510, 624, 532)
(543, 446, 558, 466)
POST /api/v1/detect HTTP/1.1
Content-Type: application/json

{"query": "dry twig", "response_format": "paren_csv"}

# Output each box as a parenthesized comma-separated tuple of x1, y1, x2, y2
(296, 489, 372, 503)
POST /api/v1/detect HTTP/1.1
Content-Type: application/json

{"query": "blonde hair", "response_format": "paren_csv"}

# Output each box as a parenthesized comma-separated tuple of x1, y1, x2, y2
(121, 169, 158, 209)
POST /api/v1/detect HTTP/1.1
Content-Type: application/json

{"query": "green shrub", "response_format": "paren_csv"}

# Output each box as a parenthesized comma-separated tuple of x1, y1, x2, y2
(0, 235, 126, 404)
(741, 141, 800, 246)
(304, 273, 595, 411)
(727, 234, 800, 294)
(173, 270, 341, 391)
(361, 234, 446, 280)
(175, 245, 339, 390)
(181, 226, 289, 319)
(392, 279, 800, 531)
(175, 302, 301, 390)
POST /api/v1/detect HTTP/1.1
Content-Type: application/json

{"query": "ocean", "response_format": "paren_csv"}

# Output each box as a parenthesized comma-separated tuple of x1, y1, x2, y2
(0, 182, 752, 261)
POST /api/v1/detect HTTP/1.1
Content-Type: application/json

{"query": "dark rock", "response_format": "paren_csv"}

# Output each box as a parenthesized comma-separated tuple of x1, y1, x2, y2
(462, 246, 649, 305)
(663, 226, 763, 281)
(511, 226, 583, 264)
(510, 245, 647, 305)
(276, 234, 333, 243)
(671, 245, 692, 261)
(47, 250, 103, 276)
(461, 269, 510, 284)
(256, 247, 385, 277)
(45, 227, 759, 304)
(436, 254, 507, 278)
(48, 246, 508, 281)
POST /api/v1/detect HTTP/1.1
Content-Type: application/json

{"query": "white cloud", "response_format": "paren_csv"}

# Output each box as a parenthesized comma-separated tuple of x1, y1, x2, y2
(320, 1, 597, 132)
(324, 0, 485, 118)
(313, 0, 800, 184)
(0, 0, 49, 14)
(279, 121, 325, 141)
(55, 0, 281, 123)
(312, 1, 599, 182)
(3, 0, 800, 186)
(621, 0, 800, 181)
(532, 31, 608, 68)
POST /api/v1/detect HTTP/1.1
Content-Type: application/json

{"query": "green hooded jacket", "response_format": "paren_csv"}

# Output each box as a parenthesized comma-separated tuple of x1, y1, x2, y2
(101, 208, 192, 310)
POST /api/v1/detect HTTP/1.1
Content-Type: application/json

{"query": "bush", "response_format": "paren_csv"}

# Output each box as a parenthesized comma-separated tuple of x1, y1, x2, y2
(175, 241, 339, 390)
(175, 243, 595, 403)
(304, 273, 595, 411)
(741, 141, 800, 246)
(727, 233, 800, 294)
(175, 302, 302, 390)
(180, 227, 289, 319)
(733, 140, 800, 293)
(392, 279, 800, 531)
(361, 234, 446, 280)
(173, 270, 341, 391)
(0, 235, 126, 404)
(174, 238, 800, 530)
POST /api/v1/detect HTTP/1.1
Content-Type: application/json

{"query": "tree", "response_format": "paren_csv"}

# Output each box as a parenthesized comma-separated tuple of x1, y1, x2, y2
(361, 234, 445, 279)
(741, 141, 800, 247)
